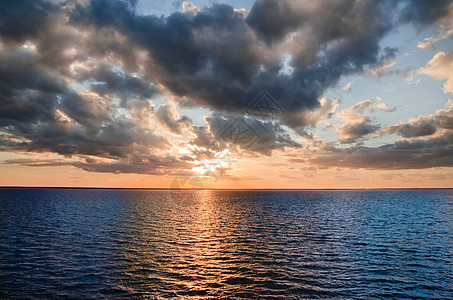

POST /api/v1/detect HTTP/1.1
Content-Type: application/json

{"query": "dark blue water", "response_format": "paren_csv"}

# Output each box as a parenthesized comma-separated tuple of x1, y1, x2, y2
(1, 188, 452, 299)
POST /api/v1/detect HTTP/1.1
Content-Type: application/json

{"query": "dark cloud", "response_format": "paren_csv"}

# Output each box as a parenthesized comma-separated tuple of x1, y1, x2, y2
(1, 118, 170, 158)
(1, 0, 452, 175)
(0, 20, 175, 174)
(400, 0, 453, 26)
(69, 0, 433, 129)
(155, 105, 192, 135)
(381, 104, 453, 138)
(187, 113, 301, 157)
(246, 0, 303, 45)
(4, 155, 190, 175)
(0, 49, 66, 134)
(435, 108, 453, 130)
(74, 64, 159, 103)
(190, 126, 215, 148)
(0, 45, 170, 159)
(337, 121, 380, 144)
(383, 118, 437, 138)
(204, 114, 301, 155)
(0, 0, 55, 43)
(309, 131, 453, 170)
(312, 103, 453, 169)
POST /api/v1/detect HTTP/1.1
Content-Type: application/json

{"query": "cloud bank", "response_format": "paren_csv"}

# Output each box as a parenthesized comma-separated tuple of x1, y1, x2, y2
(0, 0, 452, 175)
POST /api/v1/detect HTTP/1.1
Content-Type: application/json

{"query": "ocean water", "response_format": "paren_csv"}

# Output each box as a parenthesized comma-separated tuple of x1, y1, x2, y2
(0, 188, 452, 299)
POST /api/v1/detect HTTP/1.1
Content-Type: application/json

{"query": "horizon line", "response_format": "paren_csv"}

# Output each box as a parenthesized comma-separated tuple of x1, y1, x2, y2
(1, 186, 452, 191)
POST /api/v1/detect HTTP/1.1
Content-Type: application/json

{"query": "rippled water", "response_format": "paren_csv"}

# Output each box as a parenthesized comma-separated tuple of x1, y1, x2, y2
(1, 188, 453, 299)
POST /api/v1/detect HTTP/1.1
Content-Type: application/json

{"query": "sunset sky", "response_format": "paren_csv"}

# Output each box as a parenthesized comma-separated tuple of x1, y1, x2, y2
(0, 0, 452, 189)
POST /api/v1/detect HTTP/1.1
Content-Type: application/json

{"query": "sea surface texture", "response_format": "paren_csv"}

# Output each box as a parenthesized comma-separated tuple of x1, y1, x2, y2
(1, 188, 452, 299)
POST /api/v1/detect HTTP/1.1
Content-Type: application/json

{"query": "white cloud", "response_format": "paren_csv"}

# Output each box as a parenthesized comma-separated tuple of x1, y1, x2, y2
(343, 82, 352, 92)
(420, 51, 453, 94)
(366, 61, 396, 77)
(418, 27, 453, 51)
(181, 1, 200, 14)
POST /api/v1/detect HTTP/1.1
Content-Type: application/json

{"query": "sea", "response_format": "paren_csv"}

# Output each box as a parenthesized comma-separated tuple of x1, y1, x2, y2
(0, 188, 452, 299)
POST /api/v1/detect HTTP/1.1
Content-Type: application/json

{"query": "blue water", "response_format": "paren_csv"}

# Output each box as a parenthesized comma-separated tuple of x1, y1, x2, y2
(0, 188, 452, 299)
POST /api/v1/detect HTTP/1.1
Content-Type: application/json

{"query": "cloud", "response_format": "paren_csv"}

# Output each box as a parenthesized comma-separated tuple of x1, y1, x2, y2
(0, 49, 67, 136)
(0, 13, 178, 174)
(399, 0, 452, 26)
(308, 100, 453, 169)
(155, 104, 192, 135)
(309, 131, 453, 170)
(343, 82, 352, 92)
(68, 0, 422, 130)
(416, 2, 452, 52)
(366, 60, 397, 77)
(181, 1, 201, 15)
(381, 101, 453, 137)
(435, 99, 453, 130)
(418, 28, 453, 51)
(0, 0, 56, 44)
(345, 99, 395, 113)
(190, 126, 215, 148)
(1, 0, 452, 176)
(288, 97, 339, 131)
(337, 121, 380, 144)
(381, 116, 437, 138)
(335, 99, 394, 143)
(0, 44, 171, 160)
(204, 114, 301, 156)
(4, 155, 191, 175)
(74, 63, 159, 103)
(420, 51, 453, 94)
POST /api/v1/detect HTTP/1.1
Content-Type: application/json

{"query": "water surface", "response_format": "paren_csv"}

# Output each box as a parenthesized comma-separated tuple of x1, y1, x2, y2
(1, 188, 452, 299)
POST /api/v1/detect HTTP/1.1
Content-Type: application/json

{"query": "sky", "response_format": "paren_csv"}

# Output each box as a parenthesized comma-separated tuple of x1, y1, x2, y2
(0, 0, 452, 189)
